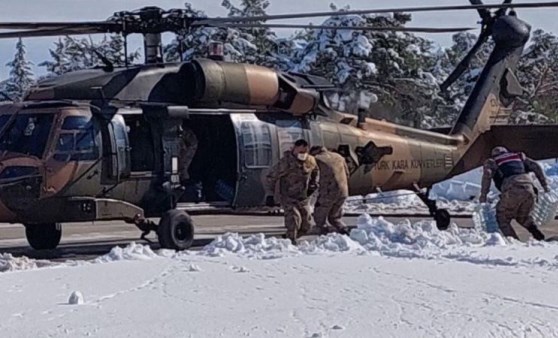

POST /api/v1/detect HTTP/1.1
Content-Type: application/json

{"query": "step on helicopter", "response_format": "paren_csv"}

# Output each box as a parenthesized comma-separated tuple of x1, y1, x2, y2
(0, 0, 557, 250)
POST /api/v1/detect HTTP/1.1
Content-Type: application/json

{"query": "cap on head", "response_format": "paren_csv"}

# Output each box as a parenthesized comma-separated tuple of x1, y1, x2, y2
(292, 139, 309, 156)
(294, 139, 308, 147)
(491, 146, 508, 157)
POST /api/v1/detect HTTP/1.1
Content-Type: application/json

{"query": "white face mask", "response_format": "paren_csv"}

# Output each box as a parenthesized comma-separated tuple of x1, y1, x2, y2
(297, 153, 308, 161)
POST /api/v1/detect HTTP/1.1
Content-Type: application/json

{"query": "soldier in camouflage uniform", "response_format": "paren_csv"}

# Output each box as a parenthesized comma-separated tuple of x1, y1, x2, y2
(480, 146, 550, 240)
(265, 139, 319, 244)
(309, 146, 350, 235)
(178, 126, 198, 184)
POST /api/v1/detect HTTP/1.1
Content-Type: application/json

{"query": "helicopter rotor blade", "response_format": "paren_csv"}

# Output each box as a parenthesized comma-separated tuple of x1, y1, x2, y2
(0, 22, 118, 30)
(219, 23, 476, 33)
(440, 31, 490, 92)
(496, 0, 514, 17)
(196, 1, 558, 24)
(0, 27, 109, 39)
(469, 0, 493, 23)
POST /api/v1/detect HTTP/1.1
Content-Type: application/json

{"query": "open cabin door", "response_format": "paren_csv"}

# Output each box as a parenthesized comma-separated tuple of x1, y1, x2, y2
(231, 115, 274, 207)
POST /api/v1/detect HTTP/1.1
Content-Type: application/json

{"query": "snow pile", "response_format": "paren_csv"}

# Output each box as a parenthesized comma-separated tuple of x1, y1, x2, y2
(0, 253, 56, 272)
(196, 215, 511, 262)
(94, 242, 159, 263)
(298, 233, 364, 254)
(200, 233, 298, 259)
(191, 215, 558, 270)
(349, 214, 506, 259)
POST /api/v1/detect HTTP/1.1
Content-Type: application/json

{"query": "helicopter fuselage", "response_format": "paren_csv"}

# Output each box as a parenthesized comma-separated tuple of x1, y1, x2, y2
(0, 101, 465, 225)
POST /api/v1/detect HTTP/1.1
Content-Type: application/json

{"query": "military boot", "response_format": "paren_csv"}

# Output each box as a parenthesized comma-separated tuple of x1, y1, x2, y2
(527, 225, 545, 241)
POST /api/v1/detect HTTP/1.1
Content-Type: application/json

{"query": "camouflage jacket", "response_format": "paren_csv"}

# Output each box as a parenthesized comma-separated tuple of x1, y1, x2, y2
(265, 151, 319, 202)
(313, 147, 349, 198)
(480, 153, 548, 201)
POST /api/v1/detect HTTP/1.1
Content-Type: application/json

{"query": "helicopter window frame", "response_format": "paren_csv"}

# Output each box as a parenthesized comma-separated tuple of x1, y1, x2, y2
(53, 116, 98, 162)
(0, 113, 55, 159)
(240, 121, 272, 168)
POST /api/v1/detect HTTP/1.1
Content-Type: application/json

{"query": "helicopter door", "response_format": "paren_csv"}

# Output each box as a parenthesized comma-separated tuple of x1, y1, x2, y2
(232, 115, 273, 207)
(103, 115, 131, 182)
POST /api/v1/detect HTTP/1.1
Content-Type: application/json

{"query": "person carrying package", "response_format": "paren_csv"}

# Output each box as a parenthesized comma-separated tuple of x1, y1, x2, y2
(479, 146, 549, 240)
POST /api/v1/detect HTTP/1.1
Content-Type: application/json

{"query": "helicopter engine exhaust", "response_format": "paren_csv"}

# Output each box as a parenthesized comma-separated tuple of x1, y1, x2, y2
(192, 59, 280, 106)
(189, 59, 318, 115)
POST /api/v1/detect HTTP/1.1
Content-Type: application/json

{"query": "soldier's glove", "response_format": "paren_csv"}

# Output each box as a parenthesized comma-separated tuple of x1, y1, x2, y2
(265, 195, 275, 207)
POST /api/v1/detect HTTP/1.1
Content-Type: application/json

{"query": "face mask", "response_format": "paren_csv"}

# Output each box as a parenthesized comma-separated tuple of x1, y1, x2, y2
(297, 153, 308, 161)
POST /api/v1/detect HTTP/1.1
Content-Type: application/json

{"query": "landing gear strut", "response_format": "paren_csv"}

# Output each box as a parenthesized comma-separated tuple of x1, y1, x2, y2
(415, 187, 450, 231)
(131, 209, 195, 250)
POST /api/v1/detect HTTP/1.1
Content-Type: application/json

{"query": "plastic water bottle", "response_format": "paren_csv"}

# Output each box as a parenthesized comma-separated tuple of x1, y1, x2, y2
(532, 190, 558, 227)
(472, 203, 499, 233)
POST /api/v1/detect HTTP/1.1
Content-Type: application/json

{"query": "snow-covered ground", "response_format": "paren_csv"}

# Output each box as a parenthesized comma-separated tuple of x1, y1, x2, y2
(2, 215, 558, 337)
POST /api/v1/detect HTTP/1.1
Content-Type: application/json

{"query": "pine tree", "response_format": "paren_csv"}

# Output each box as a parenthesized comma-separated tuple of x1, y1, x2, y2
(165, 1, 293, 70)
(40, 35, 141, 76)
(515, 29, 558, 122)
(4, 38, 34, 101)
(292, 10, 444, 127)
(221, 0, 282, 67)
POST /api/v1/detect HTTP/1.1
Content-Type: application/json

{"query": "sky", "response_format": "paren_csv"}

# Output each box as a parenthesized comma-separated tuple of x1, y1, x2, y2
(0, 0, 557, 78)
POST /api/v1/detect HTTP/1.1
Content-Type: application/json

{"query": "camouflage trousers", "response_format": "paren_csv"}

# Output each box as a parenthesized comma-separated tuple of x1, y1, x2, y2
(314, 195, 347, 232)
(282, 199, 312, 242)
(496, 183, 537, 239)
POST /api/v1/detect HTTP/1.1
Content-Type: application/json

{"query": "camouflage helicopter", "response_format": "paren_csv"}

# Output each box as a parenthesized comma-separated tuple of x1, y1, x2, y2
(0, 1, 557, 251)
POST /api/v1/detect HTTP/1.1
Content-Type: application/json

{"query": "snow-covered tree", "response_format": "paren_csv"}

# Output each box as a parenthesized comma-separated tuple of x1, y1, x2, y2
(165, 1, 293, 70)
(165, 3, 258, 64)
(221, 0, 286, 67)
(40, 35, 141, 76)
(515, 29, 558, 122)
(292, 11, 446, 127)
(4, 38, 35, 101)
(440, 32, 493, 109)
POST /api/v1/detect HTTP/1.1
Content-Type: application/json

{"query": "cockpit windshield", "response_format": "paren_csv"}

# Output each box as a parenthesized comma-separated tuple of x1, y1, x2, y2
(0, 113, 54, 158)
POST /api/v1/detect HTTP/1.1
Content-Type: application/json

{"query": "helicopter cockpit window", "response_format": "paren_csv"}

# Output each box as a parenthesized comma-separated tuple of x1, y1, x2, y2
(241, 121, 272, 168)
(54, 116, 98, 162)
(0, 113, 54, 158)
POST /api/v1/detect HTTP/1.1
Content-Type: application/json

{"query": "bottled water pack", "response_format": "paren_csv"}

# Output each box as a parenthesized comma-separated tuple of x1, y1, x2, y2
(532, 190, 558, 227)
(472, 203, 499, 233)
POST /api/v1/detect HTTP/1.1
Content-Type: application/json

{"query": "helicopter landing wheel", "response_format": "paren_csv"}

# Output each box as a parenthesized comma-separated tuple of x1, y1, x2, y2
(24, 222, 62, 250)
(157, 209, 195, 250)
(434, 209, 451, 231)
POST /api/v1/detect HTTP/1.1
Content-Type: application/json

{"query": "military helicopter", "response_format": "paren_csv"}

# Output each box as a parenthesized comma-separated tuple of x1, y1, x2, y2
(0, 0, 557, 251)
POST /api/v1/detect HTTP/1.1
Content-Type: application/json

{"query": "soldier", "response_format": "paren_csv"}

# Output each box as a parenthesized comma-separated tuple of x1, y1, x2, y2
(479, 146, 550, 240)
(178, 125, 198, 185)
(265, 139, 319, 244)
(309, 146, 350, 235)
